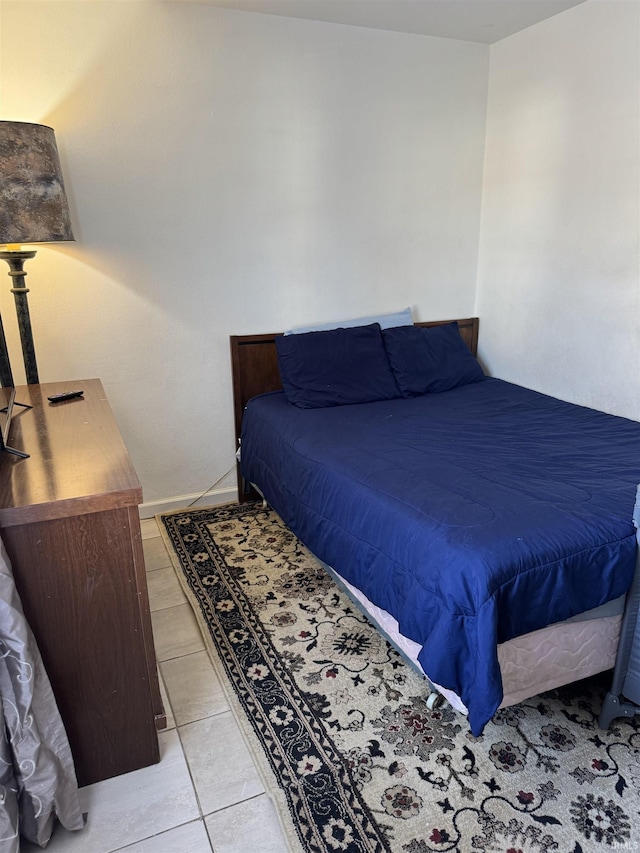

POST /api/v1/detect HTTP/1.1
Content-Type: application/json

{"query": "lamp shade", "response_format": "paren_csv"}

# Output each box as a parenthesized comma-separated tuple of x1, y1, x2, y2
(0, 121, 74, 245)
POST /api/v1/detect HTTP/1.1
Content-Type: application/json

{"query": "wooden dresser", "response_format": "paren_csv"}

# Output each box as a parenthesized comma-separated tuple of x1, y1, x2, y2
(0, 379, 165, 786)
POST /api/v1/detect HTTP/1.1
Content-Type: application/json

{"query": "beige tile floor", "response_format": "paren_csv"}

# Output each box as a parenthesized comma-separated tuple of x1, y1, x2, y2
(24, 518, 289, 853)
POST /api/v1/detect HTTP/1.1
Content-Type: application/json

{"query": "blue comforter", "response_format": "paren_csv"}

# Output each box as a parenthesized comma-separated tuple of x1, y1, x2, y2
(240, 379, 640, 734)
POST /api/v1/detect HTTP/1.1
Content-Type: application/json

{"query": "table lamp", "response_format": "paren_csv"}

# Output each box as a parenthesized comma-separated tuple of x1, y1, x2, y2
(0, 121, 75, 384)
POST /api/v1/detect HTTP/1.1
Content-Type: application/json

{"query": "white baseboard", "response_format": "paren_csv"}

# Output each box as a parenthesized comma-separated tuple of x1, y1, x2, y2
(139, 486, 238, 519)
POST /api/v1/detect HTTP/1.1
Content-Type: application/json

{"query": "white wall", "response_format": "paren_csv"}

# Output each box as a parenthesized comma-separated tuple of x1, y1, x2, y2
(476, 0, 640, 420)
(0, 1, 489, 511)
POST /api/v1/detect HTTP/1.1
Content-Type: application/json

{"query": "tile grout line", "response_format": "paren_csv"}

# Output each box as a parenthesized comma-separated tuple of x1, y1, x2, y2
(151, 600, 200, 617)
(172, 710, 234, 852)
(156, 647, 206, 665)
(146, 531, 218, 853)
(157, 667, 179, 731)
(103, 673, 215, 853)
(204, 790, 269, 818)
(148, 531, 276, 848)
(152, 538, 216, 848)
(151, 599, 206, 662)
(155, 539, 266, 837)
(159, 649, 231, 727)
(106, 818, 211, 853)
(165, 704, 231, 729)
(149, 598, 189, 615)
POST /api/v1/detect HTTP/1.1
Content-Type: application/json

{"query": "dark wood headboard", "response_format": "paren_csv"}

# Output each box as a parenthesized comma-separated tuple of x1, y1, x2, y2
(230, 317, 479, 501)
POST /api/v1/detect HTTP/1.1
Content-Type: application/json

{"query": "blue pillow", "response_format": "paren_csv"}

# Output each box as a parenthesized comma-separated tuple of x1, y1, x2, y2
(285, 307, 413, 335)
(276, 323, 401, 409)
(382, 323, 485, 396)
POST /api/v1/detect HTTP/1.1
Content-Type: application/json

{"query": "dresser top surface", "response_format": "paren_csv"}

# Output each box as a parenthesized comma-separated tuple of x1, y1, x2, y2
(0, 379, 142, 525)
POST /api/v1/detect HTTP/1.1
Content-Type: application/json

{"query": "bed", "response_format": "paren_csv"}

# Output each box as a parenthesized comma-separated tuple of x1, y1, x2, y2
(230, 317, 640, 735)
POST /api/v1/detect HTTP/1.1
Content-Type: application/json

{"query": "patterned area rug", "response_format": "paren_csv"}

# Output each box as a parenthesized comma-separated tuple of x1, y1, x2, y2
(158, 502, 640, 853)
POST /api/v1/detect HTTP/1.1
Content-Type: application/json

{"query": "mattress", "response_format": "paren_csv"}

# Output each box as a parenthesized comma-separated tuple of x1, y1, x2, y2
(240, 378, 640, 734)
(331, 564, 623, 713)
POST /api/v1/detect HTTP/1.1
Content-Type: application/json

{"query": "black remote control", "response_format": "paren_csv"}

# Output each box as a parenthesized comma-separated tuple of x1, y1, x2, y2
(48, 390, 84, 403)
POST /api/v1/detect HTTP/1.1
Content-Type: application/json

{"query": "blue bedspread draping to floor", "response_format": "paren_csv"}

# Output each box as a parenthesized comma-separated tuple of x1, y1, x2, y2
(240, 379, 640, 734)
